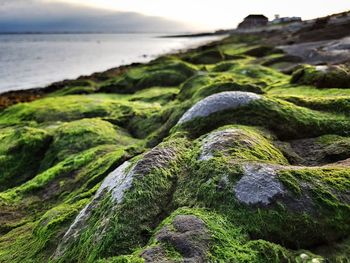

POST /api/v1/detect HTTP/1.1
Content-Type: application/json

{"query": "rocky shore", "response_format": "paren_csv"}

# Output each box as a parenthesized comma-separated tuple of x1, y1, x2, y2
(0, 12, 350, 263)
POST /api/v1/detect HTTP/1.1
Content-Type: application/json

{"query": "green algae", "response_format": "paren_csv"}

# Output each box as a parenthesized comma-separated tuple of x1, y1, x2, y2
(0, 126, 51, 191)
(291, 64, 350, 89)
(197, 125, 288, 164)
(178, 72, 264, 101)
(40, 118, 136, 170)
(100, 59, 197, 93)
(174, 97, 350, 140)
(0, 32, 349, 263)
(54, 138, 191, 263)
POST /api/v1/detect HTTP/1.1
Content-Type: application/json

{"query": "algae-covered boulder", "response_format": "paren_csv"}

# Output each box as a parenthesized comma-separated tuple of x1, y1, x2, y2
(178, 73, 264, 101)
(40, 118, 135, 170)
(102, 208, 322, 263)
(55, 139, 190, 262)
(177, 91, 262, 125)
(141, 214, 210, 263)
(291, 64, 350, 89)
(185, 49, 225, 64)
(100, 59, 197, 93)
(244, 46, 284, 57)
(0, 126, 51, 190)
(198, 126, 288, 164)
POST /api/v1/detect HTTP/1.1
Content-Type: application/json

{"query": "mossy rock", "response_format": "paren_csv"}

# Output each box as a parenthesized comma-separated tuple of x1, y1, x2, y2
(40, 118, 136, 170)
(54, 138, 191, 262)
(174, 155, 350, 249)
(178, 73, 264, 101)
(0, 126, 51, 191)
(260, 54, 303, 67)
(244, 46, 284, 58)
(197, 125, 288, 164)
(100, 59, 197, 93)
(291, 64, 350, 89)
(49, 80, 98, 96)
(184, 49, 225, 64)
(175, 96, 350, 140)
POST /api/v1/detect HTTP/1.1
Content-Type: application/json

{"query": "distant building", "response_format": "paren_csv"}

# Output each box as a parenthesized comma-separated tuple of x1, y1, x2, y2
(270, 15, 302, 24)
(238, 15, 268, 29)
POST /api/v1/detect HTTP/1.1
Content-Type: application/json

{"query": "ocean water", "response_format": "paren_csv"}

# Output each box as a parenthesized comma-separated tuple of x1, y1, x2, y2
(0, 33, 222, 92)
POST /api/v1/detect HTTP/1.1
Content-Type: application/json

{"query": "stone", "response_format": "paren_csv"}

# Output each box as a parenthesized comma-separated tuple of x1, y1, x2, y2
(55, 146, 179, 258)
(199, 128, 253, 161)
(177, 91, 261, 125)
(234, 163, 285, 205)
(141, 215, 210, 263)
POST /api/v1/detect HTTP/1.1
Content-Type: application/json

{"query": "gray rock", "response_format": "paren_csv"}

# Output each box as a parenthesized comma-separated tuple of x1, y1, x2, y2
(55, 146, 179, 258)
(141, 215, 210, 263)
(234, 163, 285, 205)
(279, 36, 350, 65)
(199, 128, 255, 161)
(177, 91, 261, 125)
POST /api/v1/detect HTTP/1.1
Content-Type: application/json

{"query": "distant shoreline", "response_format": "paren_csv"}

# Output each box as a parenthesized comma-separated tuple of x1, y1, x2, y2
(0, 31, 211, 35)
(0, 34, 225, 108)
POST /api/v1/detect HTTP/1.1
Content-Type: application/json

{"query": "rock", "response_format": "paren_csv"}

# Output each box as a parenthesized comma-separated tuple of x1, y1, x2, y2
(199, 128, 252, 161)
(186, 49, 224, 64)
(55, 145, 179, 258)
(141, 215, 210, 263)
(55, 161, 132, 257)
(177, 91, 261, 125)
(291, 64, 350, 89)
(234, 163, 285, 205)
(280, 36, 350, 65)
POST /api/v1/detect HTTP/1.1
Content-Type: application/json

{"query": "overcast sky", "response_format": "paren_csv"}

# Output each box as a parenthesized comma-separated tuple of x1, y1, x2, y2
(1, 0, 350, 32)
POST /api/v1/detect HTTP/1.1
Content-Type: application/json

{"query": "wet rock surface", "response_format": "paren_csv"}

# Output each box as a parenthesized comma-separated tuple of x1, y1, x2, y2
(141, 215, 210, 263)
(234, 163, 285, 205)
(178, 91, 261, 124)
(55, 145, 179, 257)
(199, 128, 247, 160)
(280, 37, 350, 65)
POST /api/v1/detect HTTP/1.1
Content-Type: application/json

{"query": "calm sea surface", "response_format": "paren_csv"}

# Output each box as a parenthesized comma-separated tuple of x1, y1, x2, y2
(0, 33, 222, 92)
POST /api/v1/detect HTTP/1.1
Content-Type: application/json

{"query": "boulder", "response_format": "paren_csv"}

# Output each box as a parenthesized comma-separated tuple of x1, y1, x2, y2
(177, 91, 261, 124)
(141, 215, 210, 263)
(55, 145, 179, 259)
(234, 163, 286, 205)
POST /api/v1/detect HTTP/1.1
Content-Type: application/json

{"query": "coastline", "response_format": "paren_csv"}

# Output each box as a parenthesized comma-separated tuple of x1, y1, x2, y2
(0, 34, 225, 109)
(1, 11, 350, 262)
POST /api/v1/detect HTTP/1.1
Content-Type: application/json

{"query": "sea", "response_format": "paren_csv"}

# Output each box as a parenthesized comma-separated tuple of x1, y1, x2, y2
(0, 33, 222, 93)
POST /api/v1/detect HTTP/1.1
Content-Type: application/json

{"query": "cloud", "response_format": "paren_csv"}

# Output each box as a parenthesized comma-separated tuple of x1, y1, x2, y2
(0, 0, 191, 33)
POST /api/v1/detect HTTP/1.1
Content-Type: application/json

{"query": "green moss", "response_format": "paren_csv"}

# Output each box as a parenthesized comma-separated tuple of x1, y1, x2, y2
(314, 235, 350, 262)
(278, 95, 350, 116)
(0, 94, 161, 126)
(197, 125, 288, 165)
(40, 118, 136, 170)
(178, 73, 264, 101)
(291, 65, 350, 89)
(0, 126, 51, 191)
(184, 49, 225, 64)
(174, 97, 350, 140)
(100, 59, 197, 93)
(48, 80, 98, 96)
(134, 207, 300, 262)
(0, 145, 127, 202)
(244, 46, 284, 58)
(55, 138, 191, 262)
(130, 87, 178, 104)
(1, 28, 350, 263)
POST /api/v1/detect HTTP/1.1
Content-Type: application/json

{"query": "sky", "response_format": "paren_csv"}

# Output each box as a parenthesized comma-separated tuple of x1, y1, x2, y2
(49, 0, 350, 29)
(1, 0, 350, 32)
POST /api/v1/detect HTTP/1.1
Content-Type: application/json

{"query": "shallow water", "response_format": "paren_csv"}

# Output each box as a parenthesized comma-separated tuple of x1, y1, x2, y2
(0, 33, 221, 92)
